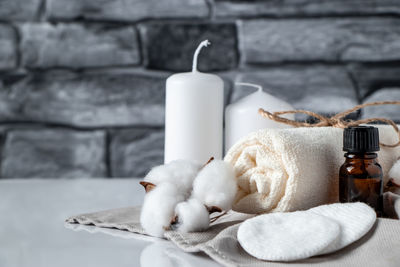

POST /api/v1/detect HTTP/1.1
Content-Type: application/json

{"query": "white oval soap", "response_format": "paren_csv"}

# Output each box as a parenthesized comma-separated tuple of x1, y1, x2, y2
(237, 212, 340, 261)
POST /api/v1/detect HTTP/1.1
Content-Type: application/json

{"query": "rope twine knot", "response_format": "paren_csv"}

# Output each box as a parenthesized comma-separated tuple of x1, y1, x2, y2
(258, 101, 400, 148)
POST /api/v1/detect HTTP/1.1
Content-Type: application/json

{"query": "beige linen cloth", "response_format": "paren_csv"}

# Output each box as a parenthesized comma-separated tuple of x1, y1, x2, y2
(225, 126, 400, 214)
(66, 197, 400, 267)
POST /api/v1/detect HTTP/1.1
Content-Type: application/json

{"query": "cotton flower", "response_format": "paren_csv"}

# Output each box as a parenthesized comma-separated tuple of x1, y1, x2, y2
(140, 182, 184, 237)
(140, 158, 237, 237)
(143, 160, 201, 198)
(389, 159, 400, 186)
(173, 198, 210, 233)
(192, 160, 237, 211)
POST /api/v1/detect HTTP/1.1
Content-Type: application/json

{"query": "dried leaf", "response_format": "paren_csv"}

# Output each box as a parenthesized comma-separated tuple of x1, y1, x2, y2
(210, 211, 228, 223)
(205, 205, 222, 214)
(170, 215, 178, 225)
(139, 181, 156, 193)
(202, 156, 215, 168)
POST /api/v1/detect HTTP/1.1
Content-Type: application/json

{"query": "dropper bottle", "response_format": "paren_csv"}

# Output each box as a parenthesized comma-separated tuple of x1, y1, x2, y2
(339, 126, 383, 216)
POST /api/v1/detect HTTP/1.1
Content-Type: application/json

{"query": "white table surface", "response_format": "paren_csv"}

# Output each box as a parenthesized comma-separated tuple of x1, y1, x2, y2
(0, 179, 222, 267)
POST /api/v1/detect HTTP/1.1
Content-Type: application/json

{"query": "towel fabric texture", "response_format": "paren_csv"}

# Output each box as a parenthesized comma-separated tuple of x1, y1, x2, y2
(66, 203, 400, 267)
(224, 126, 400, 214)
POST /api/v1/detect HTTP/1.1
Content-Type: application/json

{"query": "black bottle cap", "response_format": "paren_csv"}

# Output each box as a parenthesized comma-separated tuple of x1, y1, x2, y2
(343, 126, 380, 153)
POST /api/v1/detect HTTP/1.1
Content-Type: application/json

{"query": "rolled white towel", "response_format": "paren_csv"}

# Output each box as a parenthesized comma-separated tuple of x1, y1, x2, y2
(224, 125, 400, 214)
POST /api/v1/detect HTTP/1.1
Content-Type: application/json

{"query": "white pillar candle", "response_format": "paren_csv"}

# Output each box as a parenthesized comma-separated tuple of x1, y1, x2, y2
(164, 40, 224, 164)
(225, 83, 295, 153)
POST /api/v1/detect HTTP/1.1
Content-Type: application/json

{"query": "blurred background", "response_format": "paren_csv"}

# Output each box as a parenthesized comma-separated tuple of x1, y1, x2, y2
(0, 0, 399, 178)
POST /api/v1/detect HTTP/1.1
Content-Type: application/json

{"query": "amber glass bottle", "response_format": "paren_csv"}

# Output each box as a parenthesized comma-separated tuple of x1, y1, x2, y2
(339, 126, 383, 216)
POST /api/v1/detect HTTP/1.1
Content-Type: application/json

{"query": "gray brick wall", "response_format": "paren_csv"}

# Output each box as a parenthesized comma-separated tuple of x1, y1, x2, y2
(0, 0, 399, 178)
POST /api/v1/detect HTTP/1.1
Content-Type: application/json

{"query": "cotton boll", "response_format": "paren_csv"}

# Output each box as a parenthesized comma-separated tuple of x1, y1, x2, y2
(389, 159, 400, 186)
(174, 198, 210, 233)
(140, 183, 184, 237)
(192, 160, 237, 211)
(144, 160, 202, 198)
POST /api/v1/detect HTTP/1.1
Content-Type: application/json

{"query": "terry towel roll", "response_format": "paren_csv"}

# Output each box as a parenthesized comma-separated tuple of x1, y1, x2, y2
(224, 126, 400, 214)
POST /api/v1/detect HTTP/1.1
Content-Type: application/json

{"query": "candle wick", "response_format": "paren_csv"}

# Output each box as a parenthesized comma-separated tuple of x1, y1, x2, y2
(192, 40, 211, 73)
(235, 82, 263, 93)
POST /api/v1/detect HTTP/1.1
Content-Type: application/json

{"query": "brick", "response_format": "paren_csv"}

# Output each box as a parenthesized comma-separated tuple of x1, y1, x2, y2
(0, 71, 166, 127)
(0, 127, 4, 160)
(0, 25, 17, 70)
(349, 65, 400, 99)
(140, 23, 238, 72)
(0, 74, 27, 121)
(361, 89, 400, 123)
(232, 66, 358, 117)
(110, 128, 164, 178)
(215, 0, 400, 17)
(1, 129, 106, 178)
(20, 23, 140, 68)
(47, 0, 208, 22)
(0, 0, 42, 21)
(240, 18, 400, 63)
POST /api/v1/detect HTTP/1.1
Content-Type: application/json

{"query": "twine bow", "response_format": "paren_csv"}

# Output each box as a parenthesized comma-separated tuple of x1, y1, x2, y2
(258, 101, 400, 148)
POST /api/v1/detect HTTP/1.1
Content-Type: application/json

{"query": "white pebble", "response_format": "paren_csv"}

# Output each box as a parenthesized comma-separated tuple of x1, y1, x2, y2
(192, 160, 237, 211)
(389, 159, 400, 186)
(140, 183, 184, 237)
(174, 198, 210, 233)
